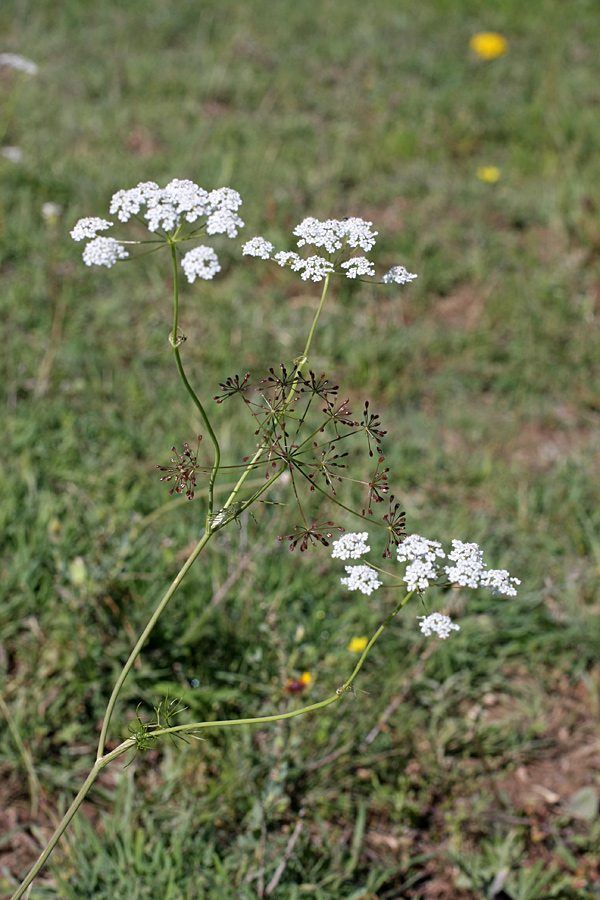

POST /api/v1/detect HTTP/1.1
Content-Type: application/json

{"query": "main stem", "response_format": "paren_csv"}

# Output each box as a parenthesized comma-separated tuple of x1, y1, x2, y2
(96, 529, 213, 759)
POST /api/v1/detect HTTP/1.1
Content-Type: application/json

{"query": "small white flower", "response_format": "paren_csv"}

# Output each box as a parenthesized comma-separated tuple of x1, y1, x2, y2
(403, 558, 441, 592)
(292, 254, 335, 282)
(206, 208, 244, 238)
(341, 257, 376, 279)
(109, 181, 160, 222)
(444, 540, 485, 589)
(418, 613, 460, 639)
(397, 535, 445, 564)
(293, 217, 378, 254)
(480, 569, 521, 596)
(242, 236, 274, 259)
(293, 217, 341, 252)
(341, 217, 378, 252)
(70, 217, 113, 241)
(381, 266, 418, 284)
(0, 146, 23, 163)
(181, 246, 221, 283)
(341, 564, 382, 595)
(42, 203, 63, 222)
(274, 251, 301, 267)
(207, 186, 243, 212)
(108, 180, 244, 236)
(0, 53, 38, 75)
(331, 532, 370, 560)
(397, 535, 445, 592)
(82, 237, 129, 268)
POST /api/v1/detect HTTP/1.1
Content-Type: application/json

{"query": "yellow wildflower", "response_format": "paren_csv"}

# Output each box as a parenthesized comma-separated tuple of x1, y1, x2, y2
(469, 32, 508, 60)
(284, 671, 312, 694)
(477, 166, 501, 183)
(347, 636, 368, 653)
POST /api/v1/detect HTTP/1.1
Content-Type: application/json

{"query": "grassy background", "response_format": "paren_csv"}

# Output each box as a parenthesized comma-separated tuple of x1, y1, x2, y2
(1, 0, 600, 897)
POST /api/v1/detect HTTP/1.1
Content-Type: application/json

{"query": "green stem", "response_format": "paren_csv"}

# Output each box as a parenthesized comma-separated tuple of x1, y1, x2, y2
(9, 742, 132, 900)
(169, 243, 221, 520)
(149, 590, 415, 742)
(96, 529, 213, 759)
(300, 272, 330, 364)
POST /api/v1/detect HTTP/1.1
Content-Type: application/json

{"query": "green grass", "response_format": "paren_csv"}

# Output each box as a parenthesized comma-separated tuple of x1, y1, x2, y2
(1, 0, 600, 897)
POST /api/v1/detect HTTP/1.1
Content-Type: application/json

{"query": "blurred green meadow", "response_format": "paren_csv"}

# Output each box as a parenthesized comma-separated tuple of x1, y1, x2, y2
(1, 0, 600, 897)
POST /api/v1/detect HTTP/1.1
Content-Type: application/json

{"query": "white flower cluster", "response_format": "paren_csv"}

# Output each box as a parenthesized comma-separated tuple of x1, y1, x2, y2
(340, 564, 382, 596)
(480, 568, 520, 597)
(293, 217, 378, 253)
(71, 180, 243, 279)
(444, 540, 520, 596)
(70, 217, 113, 241)
(381, 266, 418, 285)
(240, 236, 274, 259)
(341, 257, 376, 279)
(242, 215, 416, 285)
(331, 532, 370, 560)
(397, 535, 446, 592)
(0, 53, 38, 75)
(418, 613, 460, 639)
(109, 180, 243, 236)
(331, 531, 520, 641)
(180, 246, 221, 282)
(82, 237, 129, 268)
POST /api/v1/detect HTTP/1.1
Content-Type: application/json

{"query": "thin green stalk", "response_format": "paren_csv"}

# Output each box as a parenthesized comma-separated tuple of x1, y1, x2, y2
(169, 243, 221, 520)
(299, 272, 330, 365)
(96, 529, 213, 759)
(150, 590, 415, 742)
(9, 742, 131, 900)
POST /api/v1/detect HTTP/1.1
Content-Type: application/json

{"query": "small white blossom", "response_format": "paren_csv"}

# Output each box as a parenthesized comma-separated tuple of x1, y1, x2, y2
(293, 217, 378, 254)
(242, 236, 274, 259)
(341, 564, 382, 596)
(109, 181, 160, 222)
(42, 203, 63, 222)
(207, 187, 243, 212)
(331, 532, 370, 560)
(397, 535, 445, 592)
(0, 146, 23, 163)
(342, 217, 378, 252)
(70, 217, 113, 241)
(292, 254, 335, 282)
(274, 251, 301, 267)
(108, 180, 243, 236)
(404, 558, 442, 592)
(480, 569, 521, 596)
(0, 53, 38, 75)
(82, 237, 129, 268)
(293, 217, 341, 252)
(381, 266, 418, 284)
(418, 613, 460, 639)
(397, 535, 446, 564)
(341, 257, 376, 279)
(206, 208, 244, 238)
(443, 541, 520, 596)
(444, 540, 485, 589)
(181, 246, 221, 282)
